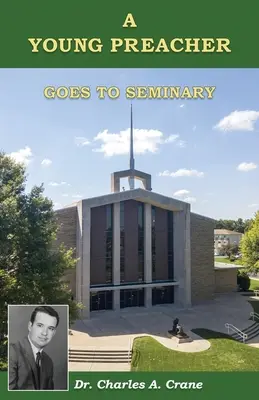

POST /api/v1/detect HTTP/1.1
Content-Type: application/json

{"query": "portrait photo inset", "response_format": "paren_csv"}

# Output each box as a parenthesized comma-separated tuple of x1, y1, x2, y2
(8, 304, 69, 391)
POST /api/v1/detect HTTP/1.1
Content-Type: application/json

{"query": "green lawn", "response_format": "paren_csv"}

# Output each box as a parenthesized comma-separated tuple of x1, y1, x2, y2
(131, 328, 259, 371)
(250, 279, 259, 291)
(215, 257, 243, 265)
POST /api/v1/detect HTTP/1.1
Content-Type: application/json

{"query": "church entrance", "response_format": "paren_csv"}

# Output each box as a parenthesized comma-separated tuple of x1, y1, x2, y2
(120, 288, 144, 309)
(90, 290, 113, 311)
(152, 286, 174, 305)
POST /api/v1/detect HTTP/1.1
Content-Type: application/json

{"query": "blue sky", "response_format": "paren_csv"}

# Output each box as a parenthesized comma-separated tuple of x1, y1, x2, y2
(1, 68, 259, 220)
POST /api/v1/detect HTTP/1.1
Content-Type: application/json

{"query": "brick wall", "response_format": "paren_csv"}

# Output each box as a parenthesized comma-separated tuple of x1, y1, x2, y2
(215, 269, 237, 293)
(54, 206, 77, 297)
(191, 213, 215, 303)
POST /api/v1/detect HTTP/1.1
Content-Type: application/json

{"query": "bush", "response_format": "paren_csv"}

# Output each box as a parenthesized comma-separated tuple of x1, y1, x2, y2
(229, 255, 236, 262)
(237, 270, 250, 291)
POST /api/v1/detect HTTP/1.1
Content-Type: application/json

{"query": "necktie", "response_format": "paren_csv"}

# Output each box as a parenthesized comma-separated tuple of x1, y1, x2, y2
(36, 352, 41, 389)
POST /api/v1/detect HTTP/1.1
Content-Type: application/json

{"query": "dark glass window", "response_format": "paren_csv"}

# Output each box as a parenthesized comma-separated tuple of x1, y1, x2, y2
(120, 289, 144, 309)
(152, 286, 174, 305)
(90, 291, 113, 311)
(167, 211, 174, 280)
(105, 205, 113, 284)
(106, 205, 112, 230)
(152, 206, 156, 281)
(138, 202, 144, 282)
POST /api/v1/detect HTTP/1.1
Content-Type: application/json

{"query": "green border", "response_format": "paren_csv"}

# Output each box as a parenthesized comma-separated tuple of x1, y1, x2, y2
(0, 0, 259, 67)
(1, 371, 259, 398)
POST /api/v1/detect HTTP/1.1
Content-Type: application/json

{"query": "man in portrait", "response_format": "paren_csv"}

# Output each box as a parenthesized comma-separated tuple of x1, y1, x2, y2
(9, 305, 60, 390)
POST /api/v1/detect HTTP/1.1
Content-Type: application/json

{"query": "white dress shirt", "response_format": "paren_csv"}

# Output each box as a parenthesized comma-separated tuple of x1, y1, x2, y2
(28, 335, 43, 364)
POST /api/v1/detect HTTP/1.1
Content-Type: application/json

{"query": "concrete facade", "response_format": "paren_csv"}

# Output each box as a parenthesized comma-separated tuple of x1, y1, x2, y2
(53, 188, 233, 319)
(191, 213, 215, 302)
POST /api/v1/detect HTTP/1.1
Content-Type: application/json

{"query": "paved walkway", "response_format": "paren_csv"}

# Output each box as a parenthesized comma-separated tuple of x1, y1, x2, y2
(69, 292, 259, 371)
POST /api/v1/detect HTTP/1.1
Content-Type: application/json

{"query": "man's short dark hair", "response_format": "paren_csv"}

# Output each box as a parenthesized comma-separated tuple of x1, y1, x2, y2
(30, 306, 60, 327)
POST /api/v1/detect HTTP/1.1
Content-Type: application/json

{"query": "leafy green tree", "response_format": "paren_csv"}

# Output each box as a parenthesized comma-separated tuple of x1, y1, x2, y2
(240, 211, 259, 273)
(0, 152, 82, 368)
(237, 270, 250, 291)
(215, 218, 253, 234)
(215, 219, 235, 231)
(220, 243, 239, 258)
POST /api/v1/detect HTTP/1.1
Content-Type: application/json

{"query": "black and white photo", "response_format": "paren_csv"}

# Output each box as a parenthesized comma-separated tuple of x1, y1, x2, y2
(8, 304, 69, 391)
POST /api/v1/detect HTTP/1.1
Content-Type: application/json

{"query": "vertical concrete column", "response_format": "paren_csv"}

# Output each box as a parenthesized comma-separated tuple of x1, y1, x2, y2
(80, 202, 91, 319)
(144, 203, 152, 307)
(113, 202, 121, 311)
(76, 201, 83, 304)
(111, 173, 120, 193)
(173, 205, 191, 308)
(184, 207, 191, 306)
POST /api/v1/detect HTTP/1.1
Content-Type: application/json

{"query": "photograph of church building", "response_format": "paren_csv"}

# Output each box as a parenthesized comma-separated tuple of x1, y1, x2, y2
(54, 108, 237, 319)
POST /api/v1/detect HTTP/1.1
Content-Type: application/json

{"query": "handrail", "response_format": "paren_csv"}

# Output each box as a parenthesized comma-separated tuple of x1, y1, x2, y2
(250, 312, 259, 322)
(128, 338, 132, 364)
(225, 323, 248, 343)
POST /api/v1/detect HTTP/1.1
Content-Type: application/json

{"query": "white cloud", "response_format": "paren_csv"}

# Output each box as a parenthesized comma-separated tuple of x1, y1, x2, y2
(192, 125, 197, 131)
(75, 137, 91, 147)
(41, 158, 52, 167)
(184, 197, 196, 203)
(248, 203, 259, 208)
(164, 134, 179, 143)
(174, 189, 190, 197)
(159, 169, 204, 178)
(180, 104, 185, 108)
(92, 128, 185, 157)
(49, 181, 71, 187)
(72, 194, 83, 199)
(8, 146, 33, 166)
(237, 162, 257, 172)
(214, 110, 259, 132)
(176, 140, 186, 148)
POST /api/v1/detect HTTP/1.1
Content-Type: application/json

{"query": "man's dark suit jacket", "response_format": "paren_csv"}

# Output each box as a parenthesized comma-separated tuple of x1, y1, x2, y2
(9, 337, 54, 390)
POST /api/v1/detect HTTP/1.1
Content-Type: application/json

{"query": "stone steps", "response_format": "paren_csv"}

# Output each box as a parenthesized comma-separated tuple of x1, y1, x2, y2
(69, 349, 132, 364)
(231, 322, 259, 343)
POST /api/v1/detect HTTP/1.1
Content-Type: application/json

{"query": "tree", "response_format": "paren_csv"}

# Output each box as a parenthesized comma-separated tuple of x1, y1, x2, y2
(215, 219, 235, 231)
(215, 218, 253, 234)
(0, 152, 82, 368)
(237, 270, 250, 291)
(240, 211, 259, 273)
(220, 243, 239, 259)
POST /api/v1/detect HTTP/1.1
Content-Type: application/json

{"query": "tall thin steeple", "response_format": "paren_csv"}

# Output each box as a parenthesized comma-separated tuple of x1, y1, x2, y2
(110, 104, 152, 193)
(129, 103, 135, 170)
(129, 103, 135, 189)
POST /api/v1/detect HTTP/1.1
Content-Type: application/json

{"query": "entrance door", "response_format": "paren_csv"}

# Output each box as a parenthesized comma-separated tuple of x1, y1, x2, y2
(90, 293, 99, 311)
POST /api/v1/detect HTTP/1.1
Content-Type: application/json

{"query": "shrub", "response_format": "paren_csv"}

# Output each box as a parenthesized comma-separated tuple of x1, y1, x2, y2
(237, 270, 250, 291)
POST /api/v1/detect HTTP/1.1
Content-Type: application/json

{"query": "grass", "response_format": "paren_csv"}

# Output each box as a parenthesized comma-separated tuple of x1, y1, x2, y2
(131, 328, 259, 371)
(215, 257, 243, 265)
(250, 279, 259, 291)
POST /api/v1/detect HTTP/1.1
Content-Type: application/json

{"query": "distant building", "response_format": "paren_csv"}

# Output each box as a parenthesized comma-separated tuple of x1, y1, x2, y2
(214, 229, 243, 255)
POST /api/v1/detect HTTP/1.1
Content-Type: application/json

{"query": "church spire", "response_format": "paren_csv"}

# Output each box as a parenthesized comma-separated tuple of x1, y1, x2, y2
(111, 104, 152, 193)
(129, 103, 135, 170)
(129, 103, 135, 189)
